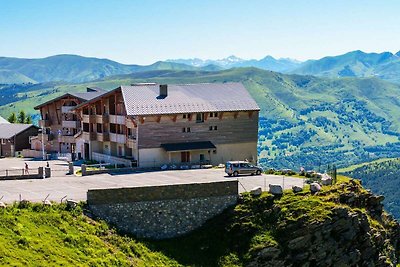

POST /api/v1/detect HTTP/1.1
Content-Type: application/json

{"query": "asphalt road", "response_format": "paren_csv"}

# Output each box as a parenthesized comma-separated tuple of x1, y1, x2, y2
(0, 166, 304, 203)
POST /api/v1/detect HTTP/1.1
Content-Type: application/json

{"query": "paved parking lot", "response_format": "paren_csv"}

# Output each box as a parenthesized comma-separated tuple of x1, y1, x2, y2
(0, 161, 304, 203)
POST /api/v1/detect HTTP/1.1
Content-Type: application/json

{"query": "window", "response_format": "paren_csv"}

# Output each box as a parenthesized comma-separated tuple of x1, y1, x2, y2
(110, 123, 117, 133)
(209, 126, 213, 131)
(183, 114, 187, 119)
(213, 150, 217, 154)
(83, 123, 90, 132)
(1, 139, 5, 145)
(209, 112, 213, 117)
(209, 126, 218, 131)
(182, 127, 190, 133)
(182, 127, 186, 133)
(214, 112, 218, 117)
(196, 113, 204, 123)
(187, 127, 191, 132)
(96, 123, 102, 133)
(214, 126, 218, 130)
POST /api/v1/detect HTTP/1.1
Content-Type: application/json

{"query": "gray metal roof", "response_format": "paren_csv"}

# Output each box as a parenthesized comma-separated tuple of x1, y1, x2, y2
(0, 116, 9, 124)
(121, 82, 260, 116)
(0, 123, 37, 139)
(34, 91, 105, 109)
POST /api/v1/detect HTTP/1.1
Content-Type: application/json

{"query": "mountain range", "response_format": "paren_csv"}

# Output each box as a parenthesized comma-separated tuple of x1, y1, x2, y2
(166, 55, 301, 72)
(1, 50, 400, 84)
(0, 55, 220, 84)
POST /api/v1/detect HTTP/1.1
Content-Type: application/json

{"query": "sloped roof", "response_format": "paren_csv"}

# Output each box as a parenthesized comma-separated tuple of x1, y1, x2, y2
(34, 90, 105, 110)
(0, 123, 37, 139)
(121, 82, 260, 116)
(0, 116, 9, 124)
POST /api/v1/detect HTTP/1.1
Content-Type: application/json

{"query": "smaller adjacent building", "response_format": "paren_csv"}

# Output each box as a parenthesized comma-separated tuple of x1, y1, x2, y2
(0, 123, 39, 157)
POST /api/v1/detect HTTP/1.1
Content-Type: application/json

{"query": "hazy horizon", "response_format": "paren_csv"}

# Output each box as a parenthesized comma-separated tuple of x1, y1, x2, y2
(1, 0, 400, 64)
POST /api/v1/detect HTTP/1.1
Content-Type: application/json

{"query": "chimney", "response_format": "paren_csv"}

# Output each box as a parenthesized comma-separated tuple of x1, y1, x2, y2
(159, 84, 168, 98)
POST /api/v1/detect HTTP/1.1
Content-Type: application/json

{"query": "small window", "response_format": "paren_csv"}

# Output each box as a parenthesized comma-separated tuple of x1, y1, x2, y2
(196, 113, 204, 123)
(209, 126, 213, 131)
(213, 150, 217, 154)
(214, 126, 218, 130)
(214, 112, 218, 117)
(210, 112, 213, 117)
(182, 128, 186, 133)
(1, 139, 5, 145)
(187, 127, 191, 132)
(183, 114, 187, 119)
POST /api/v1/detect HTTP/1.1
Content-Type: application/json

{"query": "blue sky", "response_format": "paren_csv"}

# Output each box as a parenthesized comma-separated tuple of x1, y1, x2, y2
(0, 0, 399, 64)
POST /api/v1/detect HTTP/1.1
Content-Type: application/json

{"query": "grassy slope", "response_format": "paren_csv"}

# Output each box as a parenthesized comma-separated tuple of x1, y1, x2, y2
(0, 203, 178, 266)
(1, 177, 398, 266)
(2, 68, 400, 169)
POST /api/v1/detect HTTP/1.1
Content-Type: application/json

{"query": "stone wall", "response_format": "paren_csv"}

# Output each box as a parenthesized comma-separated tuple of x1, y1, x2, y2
(87, 180, 238, 239)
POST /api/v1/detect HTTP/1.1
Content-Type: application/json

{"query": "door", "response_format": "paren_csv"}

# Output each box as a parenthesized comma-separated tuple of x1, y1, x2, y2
(181, 151, 190, 163)
(84, 143, 90, 160)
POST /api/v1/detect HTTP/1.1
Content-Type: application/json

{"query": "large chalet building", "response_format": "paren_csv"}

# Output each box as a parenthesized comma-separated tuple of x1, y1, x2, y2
(73, 82, 259, 167)
(32, 83, 260, 167)
(31, 87, 105, 159)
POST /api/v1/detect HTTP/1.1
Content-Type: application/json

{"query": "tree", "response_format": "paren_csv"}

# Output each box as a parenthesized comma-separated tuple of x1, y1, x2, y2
(7, 112, 17, 123)
(17, 110, 26, 124)
(25, 115, 32, 124)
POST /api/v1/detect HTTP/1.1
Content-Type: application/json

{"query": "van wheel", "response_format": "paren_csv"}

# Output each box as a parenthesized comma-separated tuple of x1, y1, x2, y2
(251, 172, 254, 176)
(256, 170, 261, 175)
(233, 171, 239, 177)
(228, 173, 232, 177)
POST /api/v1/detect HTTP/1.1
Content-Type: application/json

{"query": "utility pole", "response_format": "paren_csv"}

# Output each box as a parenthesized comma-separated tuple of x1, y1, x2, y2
(41, 127, 45, 160)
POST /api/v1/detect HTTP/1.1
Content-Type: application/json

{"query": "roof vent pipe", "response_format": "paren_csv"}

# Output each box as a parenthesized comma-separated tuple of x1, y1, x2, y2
(159, 84, 168, 98)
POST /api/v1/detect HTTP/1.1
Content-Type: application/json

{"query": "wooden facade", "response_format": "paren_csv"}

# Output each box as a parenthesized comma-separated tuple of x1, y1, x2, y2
(74, 87, 259, 166)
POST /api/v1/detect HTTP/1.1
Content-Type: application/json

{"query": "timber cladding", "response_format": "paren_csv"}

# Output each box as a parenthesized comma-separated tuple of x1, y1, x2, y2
(137, 111, 259, 149)
(87, 180, 239, 205)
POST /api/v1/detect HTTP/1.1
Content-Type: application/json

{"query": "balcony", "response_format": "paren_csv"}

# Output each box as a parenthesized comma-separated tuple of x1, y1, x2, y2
(97, 132, 110, 142)
(110, 133, 126, 143)
(109, 115, 125, 125)
(96, 114, 109, 124)
(82, 114, 96, 124)
(38, 133, 53, 141)
(61, 106, 75, 113)
(82, 132, 97, 141)
(57, 135, 75, 143)
(39, 119, 51, 127)
(127, 136, 136, 148)
(62, 120, 79, 128)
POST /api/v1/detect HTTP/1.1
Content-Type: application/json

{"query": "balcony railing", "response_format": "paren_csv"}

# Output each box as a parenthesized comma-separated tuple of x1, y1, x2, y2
(109, 115, 125, 125)
(38, 133, 53, 141)
(97, 132, 110, 142)
(82, 115, 96, 124)
(127, 136, 136, 148)
(82, 132, 97, 141)
(39, 119, 51, 127)
(96, 114, 109, 124)
(110, 133, 126, 143)
(57, 135, 75, 143)
(61, 120, 79, 128)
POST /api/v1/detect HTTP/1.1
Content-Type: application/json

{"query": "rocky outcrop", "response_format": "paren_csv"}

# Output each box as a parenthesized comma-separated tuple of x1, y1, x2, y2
(241, 180, 400, 266)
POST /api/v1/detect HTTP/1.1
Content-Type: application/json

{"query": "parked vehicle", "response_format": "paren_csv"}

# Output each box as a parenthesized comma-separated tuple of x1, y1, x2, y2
(225, 161, 263, 176)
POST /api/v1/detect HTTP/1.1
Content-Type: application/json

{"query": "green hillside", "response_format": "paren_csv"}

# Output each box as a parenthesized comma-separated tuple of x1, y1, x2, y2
(291, 50, 400, 84)
(342, 158, 400, 219)
(2, 68, 400, 169)
(0, 70, 36, 84)
(1, 178, 399, 266)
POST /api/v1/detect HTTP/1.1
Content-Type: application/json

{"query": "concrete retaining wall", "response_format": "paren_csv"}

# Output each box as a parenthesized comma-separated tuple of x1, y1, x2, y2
(87, 180, 238, 239)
